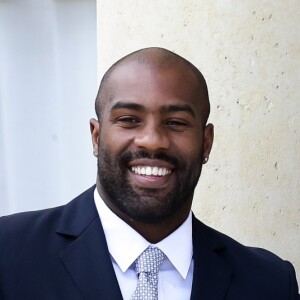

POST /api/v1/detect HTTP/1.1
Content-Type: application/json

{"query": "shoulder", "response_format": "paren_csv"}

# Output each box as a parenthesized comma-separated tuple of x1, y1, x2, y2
(0, 205, 63, 241)
(0, 186, 96, 253)
(192, 215, 290, 266)
(192, 217, 299, 298)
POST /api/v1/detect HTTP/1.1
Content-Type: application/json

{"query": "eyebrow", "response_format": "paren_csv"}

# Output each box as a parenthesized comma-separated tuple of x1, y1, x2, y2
(111, 101, 195, 118)
(160, 104, 195, 118)
(111, 101, 145, 112)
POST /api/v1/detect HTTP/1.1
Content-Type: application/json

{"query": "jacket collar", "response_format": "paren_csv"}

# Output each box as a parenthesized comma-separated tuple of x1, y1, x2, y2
(191, 215, 232, 300)
(56, 185, 123, 300)
(56, 185, 98, 237)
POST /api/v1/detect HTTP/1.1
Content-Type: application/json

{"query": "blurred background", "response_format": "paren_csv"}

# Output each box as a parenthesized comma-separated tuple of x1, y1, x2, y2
(0, 0, 97, 214)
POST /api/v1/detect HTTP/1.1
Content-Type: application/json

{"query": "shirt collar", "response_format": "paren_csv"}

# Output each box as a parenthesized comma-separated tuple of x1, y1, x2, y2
(94, 188, 193, 279)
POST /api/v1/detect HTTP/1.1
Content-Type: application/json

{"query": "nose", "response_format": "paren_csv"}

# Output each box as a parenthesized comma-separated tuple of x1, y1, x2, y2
(134, 123, 170, 153)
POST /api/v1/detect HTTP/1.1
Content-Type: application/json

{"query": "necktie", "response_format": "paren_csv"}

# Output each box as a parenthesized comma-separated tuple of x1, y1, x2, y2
(131, 246, 165, 300)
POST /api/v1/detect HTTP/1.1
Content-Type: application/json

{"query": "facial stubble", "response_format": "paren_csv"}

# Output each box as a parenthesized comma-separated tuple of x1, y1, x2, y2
(97, 144, 203, 224)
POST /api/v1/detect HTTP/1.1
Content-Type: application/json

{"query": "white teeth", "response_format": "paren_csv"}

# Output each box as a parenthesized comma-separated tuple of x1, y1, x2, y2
(131, 166, 172, 177)
(146, 167, 151, 175)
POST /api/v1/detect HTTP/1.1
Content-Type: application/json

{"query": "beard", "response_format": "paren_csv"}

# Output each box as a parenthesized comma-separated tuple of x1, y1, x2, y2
(97, 144, 203, 224)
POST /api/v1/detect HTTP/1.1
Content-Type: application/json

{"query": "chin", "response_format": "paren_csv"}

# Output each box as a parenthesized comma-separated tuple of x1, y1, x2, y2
(118, 193, 186, 224)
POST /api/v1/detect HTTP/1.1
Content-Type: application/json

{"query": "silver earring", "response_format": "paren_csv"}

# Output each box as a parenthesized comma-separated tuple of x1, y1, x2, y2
(203, 157, 208, 163)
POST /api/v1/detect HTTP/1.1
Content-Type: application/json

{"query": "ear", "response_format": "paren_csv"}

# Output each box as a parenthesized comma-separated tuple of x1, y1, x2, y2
(202, 123, 214, 164)
(90, 118, 100, 157)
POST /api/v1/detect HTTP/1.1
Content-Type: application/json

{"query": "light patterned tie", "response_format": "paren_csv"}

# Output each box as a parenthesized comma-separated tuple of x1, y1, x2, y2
(131, 246, 165, 300)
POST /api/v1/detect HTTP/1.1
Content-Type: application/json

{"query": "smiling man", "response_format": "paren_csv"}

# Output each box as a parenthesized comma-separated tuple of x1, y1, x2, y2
(90, 49, 213, 246)
(0, 48, 299, 300)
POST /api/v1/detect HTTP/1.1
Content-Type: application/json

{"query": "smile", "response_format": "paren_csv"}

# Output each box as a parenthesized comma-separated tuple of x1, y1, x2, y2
(131, 166, 172, 176)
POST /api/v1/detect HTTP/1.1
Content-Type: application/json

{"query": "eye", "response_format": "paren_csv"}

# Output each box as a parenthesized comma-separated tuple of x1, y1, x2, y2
(165, 119, 188, 127)
(116, 116, 141, 128)
(165, 119, 189, 131)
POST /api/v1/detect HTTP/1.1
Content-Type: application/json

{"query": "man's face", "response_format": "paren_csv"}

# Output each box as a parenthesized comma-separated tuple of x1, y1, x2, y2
(91, 61, 213, 224)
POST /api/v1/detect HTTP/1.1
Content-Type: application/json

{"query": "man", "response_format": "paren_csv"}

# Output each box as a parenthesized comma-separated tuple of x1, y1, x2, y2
(0, 47, 299, 299)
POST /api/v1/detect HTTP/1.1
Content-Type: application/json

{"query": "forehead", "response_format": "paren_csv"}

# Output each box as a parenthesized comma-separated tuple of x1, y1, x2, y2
(104, 61, 203, 112)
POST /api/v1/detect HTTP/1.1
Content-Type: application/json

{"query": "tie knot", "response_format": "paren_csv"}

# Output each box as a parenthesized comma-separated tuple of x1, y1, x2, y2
(135, 247, 165, 275)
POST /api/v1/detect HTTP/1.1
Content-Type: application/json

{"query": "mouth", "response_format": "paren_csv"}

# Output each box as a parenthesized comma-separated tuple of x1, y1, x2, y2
(131, 166, 172, 176)
(127, 159, 175, 189)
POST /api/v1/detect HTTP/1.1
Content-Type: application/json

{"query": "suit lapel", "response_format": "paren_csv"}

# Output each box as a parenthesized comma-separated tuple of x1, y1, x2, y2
(57, 186, 123, 300)
(191, 216, 232, 300)
(55, 188, 232, 300)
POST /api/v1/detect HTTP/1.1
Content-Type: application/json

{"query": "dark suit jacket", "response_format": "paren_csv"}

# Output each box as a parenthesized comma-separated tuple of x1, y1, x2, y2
(0, 186, 299, 299)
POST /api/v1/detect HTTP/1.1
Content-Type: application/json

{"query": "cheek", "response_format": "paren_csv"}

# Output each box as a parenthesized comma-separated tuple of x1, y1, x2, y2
(170, 133, 203, 157)
(100, 127, 135, 154)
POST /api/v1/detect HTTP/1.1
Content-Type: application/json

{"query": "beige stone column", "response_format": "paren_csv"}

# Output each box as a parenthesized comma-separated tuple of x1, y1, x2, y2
(97, 0, 300, 278)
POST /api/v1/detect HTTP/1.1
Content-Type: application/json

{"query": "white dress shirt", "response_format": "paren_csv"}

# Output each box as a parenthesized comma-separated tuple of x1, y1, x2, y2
(94, 189, 194, 300)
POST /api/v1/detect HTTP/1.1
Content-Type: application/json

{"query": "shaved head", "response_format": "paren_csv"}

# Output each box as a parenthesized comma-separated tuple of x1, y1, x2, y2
(95, 47, 210, 125)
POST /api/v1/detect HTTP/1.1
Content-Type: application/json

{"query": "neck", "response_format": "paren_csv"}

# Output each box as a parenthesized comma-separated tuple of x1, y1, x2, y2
(126, 207, 191, 244)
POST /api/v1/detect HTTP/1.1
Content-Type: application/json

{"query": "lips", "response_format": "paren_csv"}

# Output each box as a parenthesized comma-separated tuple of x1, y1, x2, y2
(127, 159, 175, 188)
(131, 166, 172, 176)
